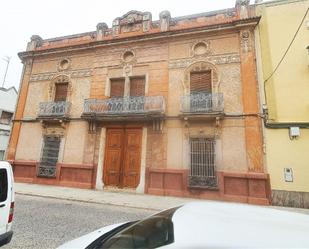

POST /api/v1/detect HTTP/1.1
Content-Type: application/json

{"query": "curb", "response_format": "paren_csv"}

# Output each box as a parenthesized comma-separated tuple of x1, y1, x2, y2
(15, 192, 162, 211)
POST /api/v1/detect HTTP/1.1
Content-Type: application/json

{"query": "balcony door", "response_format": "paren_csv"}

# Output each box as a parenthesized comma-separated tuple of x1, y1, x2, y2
(109, 78, 125, 112)
(190, 70, 212, 112)
(104, 128, 142, 188)
(54, 83, 68, 102)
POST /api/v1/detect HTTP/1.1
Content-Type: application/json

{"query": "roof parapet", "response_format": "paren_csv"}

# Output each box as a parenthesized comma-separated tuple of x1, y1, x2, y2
(236, 0, 250, 19)
(159, 11, 171, 32)
(96, 22, 108, 40)
(27, 35, 43, 51)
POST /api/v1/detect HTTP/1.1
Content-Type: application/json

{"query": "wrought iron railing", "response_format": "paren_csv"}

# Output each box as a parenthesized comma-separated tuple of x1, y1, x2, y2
(38, 101, 71, 117)
(83, 96, 165, 115)
(180, 92, 224, 113)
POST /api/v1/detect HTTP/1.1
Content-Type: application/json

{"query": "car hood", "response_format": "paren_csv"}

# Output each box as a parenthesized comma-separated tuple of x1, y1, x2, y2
(57, 223, 125, 249)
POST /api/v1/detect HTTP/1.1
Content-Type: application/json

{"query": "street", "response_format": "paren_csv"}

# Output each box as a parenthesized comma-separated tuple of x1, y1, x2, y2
(4, 194, 153, 249)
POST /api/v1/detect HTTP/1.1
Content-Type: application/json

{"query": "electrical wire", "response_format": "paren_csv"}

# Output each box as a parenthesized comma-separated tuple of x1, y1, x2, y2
(264, 7, 309, 84)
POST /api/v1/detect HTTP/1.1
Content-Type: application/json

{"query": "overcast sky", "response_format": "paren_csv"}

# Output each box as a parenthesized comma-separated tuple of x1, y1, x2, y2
(0, 0, 257, 90)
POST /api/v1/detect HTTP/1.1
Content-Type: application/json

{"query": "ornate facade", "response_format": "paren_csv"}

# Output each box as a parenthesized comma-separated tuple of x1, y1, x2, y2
(7, 1, 270, 204)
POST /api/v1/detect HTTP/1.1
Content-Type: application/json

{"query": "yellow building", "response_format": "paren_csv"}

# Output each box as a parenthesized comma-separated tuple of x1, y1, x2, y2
(256, 0, 309, 207)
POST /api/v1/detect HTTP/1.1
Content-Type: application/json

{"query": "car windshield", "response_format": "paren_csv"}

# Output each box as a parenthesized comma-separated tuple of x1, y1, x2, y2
(95, 206, 179, 249)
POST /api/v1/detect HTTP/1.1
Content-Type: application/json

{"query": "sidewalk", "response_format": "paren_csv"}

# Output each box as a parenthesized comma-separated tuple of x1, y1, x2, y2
(15, 183, 196, 211)
(15, 183, 309, 214)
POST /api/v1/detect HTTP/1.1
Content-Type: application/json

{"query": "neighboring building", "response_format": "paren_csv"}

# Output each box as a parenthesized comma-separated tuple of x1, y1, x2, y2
(7, 0, 270, 204)
(256, 0, 309, 207)
(0, 87, 17, 160)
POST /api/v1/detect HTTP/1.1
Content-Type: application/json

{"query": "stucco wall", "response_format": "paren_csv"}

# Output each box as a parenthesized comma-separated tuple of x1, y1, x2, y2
(266, 129, 309, 192)
(257, 0, 309, 193)
(62, 121, 88, 164)
(15, 122, 43, 161)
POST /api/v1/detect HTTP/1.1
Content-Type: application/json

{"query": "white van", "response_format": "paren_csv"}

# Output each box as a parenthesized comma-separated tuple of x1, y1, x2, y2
(0, 161, 14, 247)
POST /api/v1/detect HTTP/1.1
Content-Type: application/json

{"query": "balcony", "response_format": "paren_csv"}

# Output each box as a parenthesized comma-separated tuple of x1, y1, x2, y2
(180, 92, 224, 119)
(82, 96, 165, 121)
(37, 101, 71, 119)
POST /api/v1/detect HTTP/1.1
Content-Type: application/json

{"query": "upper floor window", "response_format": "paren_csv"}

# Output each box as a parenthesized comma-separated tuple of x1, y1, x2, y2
(190, 70, 212, 94)
(130, 76, 145, 97)
(54, 83, 68, 102)
(110, 78, 125, 97)
(0, 111, 13, 125)
(109, 76, 146, 98)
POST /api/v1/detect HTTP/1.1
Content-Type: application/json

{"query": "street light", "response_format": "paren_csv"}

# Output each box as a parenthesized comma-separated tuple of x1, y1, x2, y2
(2, 56, 11, 88)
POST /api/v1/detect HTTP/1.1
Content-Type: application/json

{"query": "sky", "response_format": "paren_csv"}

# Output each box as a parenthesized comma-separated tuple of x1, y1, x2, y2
(0, 0, 257, 90)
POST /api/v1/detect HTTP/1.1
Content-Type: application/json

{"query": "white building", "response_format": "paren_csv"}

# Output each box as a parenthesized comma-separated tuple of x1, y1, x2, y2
(0, 87, 17, 160)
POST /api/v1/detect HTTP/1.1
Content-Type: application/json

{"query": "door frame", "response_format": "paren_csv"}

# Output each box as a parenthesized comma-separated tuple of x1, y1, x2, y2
(103, 125, 143, 188)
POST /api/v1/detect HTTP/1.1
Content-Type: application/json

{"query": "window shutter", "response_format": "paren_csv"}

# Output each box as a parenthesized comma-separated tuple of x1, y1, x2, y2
(38, 136, 61, 178)
(130, 77, 145, 96)
(110, 79, 125, 97)
(54, 83, 68, 102)
(190, 71, 212, 93)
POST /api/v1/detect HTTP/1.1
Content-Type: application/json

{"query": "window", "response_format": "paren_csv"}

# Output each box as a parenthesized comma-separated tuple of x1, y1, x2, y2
(0, 169, 8, 202)
(0, 111, 13, 125)
(38, 136, 61, 178)
(189, 71, 212, 112)
(130, 77, 145, 97)
(54, 83, 68, 102)
(110, 79, 125, 97)
(189, 138, 217, 188)
(93, 207, 177, 249)
(0, 150, 4, 160)
(190, 70, 212, 94)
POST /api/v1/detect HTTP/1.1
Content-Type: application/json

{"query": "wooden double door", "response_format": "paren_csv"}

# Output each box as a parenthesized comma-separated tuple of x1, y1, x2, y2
(103, 128, 142, 188)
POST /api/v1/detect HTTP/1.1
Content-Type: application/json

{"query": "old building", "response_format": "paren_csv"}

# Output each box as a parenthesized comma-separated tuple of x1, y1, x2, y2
(0, 87, 17, 160)
(256, 0, 309, 208)
(7, 0, 270, 204)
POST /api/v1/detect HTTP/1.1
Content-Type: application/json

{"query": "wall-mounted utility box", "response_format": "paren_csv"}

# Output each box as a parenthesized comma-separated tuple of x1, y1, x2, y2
(284, 168, 293, 182)
(289, 127, 300, 138)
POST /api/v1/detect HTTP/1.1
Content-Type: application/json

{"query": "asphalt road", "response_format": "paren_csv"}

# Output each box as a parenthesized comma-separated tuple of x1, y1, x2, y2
(4, 194, 154, 249)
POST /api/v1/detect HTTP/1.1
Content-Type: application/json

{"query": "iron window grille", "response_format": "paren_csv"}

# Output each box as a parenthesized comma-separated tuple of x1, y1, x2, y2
(38, 136, 61, 178)
(189, 138, 218, 189)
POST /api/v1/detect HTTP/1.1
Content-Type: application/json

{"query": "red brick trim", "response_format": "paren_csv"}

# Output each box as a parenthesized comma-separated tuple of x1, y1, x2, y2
(11, 160, 96, 189)
(146, 167, 271, 205)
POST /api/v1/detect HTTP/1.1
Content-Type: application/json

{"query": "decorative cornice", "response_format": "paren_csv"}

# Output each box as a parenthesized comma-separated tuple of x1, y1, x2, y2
(169, 54, 240, 69)
(30, 69, 92, 82)
(19, 17, 260, 61)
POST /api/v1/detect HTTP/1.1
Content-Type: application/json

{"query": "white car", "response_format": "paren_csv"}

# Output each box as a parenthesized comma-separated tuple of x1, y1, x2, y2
(58, 201, 309, 248)
(0, 161, 14, 247)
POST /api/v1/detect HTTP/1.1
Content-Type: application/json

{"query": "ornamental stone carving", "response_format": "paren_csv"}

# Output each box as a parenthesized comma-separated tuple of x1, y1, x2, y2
(191, 40, 211, 57)
(48, 74, 72, 102)
(30, 69, 92, 82)
(240, 30, 252, 53)
(27, 35, 43, 51)
(159, 10, 171, 32)
(96, 22, 108, 40)
(183, 61, 220, 95)
(169, 54, 240, 69)
(58, 58, 71, 71)
(236, 0, 250, 19)
(112, 11, 152, 36)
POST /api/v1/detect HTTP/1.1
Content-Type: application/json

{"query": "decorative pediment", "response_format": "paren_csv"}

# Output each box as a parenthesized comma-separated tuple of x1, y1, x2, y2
(112, 10, 152, 35)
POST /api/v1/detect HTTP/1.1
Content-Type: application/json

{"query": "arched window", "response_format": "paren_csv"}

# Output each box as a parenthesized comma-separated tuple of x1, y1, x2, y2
(50, 75, 70, 102)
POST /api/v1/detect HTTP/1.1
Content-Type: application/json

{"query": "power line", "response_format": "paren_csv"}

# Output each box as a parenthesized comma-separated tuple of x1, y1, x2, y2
(264, 7, 309, 84)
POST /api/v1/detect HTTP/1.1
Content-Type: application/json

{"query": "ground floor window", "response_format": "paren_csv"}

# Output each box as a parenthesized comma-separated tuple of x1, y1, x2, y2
(189, 138, 217, 188)
(38, 136, 61, 178)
